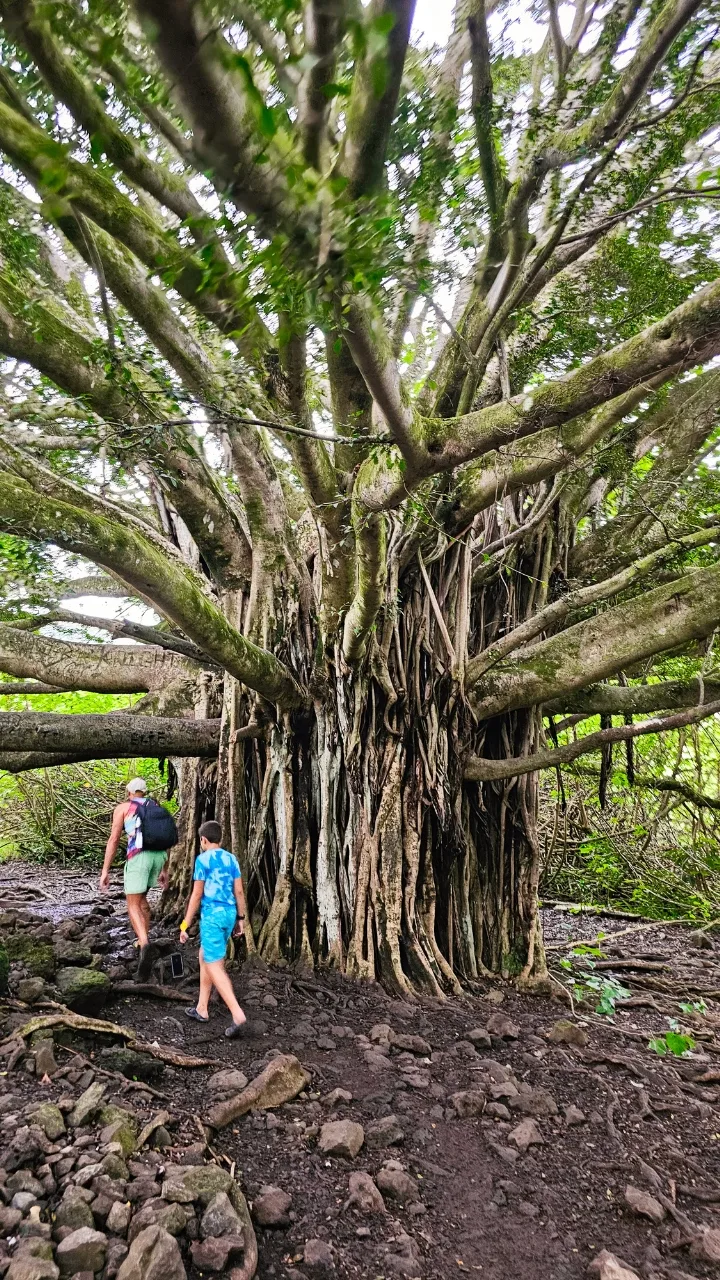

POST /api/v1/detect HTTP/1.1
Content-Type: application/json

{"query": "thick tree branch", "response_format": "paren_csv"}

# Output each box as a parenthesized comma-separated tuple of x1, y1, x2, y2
(0, 0, 208, 225)
(467, 524, 720, 686)
(357, 272, 720, 512)
(0, 711, 221, 758)
(0, 100, 271, 360)
(299, 0, 344, 170)
(0, 469, 307, 708)
(341, 0, 416, 198)
(465, 699, 720, 781)
(545, 679, 720, 716)
(133, 0, 297, 229)
(0, 621, 200, 692)
(471, 562, 720, 720)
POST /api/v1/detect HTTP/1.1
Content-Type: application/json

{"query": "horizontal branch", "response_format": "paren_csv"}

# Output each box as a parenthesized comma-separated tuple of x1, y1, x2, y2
(0, 681, 71, 695)
(472, 562, 720, 719)
(545, 678, 720, 716)
(0, 621, 198, 693)
(465, 699, 720, 781)
(0, 468, 306, 708)
(467, 524, 720, 686)
(0, 711, 221, 757)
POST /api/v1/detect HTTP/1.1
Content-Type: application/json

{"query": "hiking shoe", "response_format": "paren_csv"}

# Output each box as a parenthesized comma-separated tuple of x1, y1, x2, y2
(225, 1020, 248, 1039)
(185, 1007, 209, 1023)
(136, 943, 158, 982)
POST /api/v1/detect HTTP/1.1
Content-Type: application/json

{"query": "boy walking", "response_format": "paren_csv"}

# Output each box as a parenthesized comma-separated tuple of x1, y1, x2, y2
(180, 820, 247, 1038)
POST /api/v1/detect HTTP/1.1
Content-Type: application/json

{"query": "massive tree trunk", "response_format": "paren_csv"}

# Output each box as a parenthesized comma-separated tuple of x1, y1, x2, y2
(154, 529, 553, 991)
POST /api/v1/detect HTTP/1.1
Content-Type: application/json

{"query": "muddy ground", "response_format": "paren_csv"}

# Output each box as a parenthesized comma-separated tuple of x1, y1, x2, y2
(2, 864, 720, 1280)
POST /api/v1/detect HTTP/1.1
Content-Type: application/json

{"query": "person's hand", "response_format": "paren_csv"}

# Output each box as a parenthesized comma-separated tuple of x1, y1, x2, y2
(232, 919, 245, 938)
(179, 930, 188, 945)
(98, 869, 110, 891)
(158, 868, 168, 890)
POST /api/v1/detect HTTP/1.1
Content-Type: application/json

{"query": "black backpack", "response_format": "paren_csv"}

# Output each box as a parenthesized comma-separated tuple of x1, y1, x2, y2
(137, 798, 178, 851)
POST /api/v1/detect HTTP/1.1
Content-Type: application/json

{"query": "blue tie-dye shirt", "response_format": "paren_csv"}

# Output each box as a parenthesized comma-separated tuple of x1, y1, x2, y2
(193, 847, 241, 920)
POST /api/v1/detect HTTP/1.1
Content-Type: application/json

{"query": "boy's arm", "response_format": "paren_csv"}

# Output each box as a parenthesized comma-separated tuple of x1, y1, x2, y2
(99, 803, 126, 889)
(233, 876, 246, 934)
(179, 880, 205, 943)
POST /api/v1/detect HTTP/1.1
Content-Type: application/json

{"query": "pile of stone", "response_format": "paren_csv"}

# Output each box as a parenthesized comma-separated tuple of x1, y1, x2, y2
(0, 1078, 256, 1280)
(0, 908, 114, 1016)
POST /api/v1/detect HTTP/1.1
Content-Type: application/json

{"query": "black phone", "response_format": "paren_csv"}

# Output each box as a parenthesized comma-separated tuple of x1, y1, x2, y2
(170, 952, 185, 979)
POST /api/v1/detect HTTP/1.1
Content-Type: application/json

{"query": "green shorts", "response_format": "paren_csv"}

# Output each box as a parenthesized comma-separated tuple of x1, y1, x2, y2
(124, 850, 167, 895)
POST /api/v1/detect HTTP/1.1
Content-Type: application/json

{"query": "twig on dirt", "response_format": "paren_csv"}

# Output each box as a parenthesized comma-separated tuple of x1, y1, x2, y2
(582, 1050, 650, 1081)
(678, 1185, 720, 1201)
(111, 982, 192, 1003)
(409, 1155, 452, 1177)
(290, 979, 341, 1005)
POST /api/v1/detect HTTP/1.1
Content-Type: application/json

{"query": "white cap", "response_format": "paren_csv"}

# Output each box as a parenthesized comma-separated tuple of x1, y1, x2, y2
(127, 777, 148, 793)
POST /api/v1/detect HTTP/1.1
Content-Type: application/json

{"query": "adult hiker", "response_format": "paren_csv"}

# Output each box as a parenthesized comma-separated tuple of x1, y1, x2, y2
(99, 776, 178, 980)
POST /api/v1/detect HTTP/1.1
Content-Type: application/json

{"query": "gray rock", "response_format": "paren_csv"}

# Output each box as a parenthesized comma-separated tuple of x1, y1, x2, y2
(200, 1191, 243, 1239)
(128, 1199, 188, 1243)
(26, 1103, 65, 1141)
(207, 1068, 249, 1097)
(18, 978, 45, 1004)
(547, 1019, 588, 1047)
(376, 1166, 419, 1205)
(161, 1164, 232, 1206)
(106, 1201, 132, 1235)
(365, 1115, 405, 1147)
(486, 1013, 520, 1040)
(115, 1226, 187, 1280)
(0, 1205, 23, 1233)
(8, 1171, 44, 1196)
(508, 1118, 543, 1153)
(103, 1238, 129, 1280)
(390, 1034, 431, 1056)
(322, 1089, 353, 1108)
(53, 939, 92, 968)
(624, 1185, 666, 1225)
(69, 1083, 106, 1129)
(252, 1185, 292, 1228)
(466, 1028, 492, 1049)
(451, 1090, 487, 1118)
(12, 1192, 38, 1212)
(55, 1190, 95, 1232)
(33, 1041, 58, 1078)
(55, 968, 111, 1017)
(385, 1232, 424, 1276)
(564, 1104, 586, 1127)
(345, 1171, 386, 1214)
(303, 1238, 335, 1272)
(190, 1236, 244, 1272)
(510, 1088, 558, 1118)
(5, 1260, 59, 1280)
(56, 1226, 107, 1276)
(318, 1120, 364, 1159)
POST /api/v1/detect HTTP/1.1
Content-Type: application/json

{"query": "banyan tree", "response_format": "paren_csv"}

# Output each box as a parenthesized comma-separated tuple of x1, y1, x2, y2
(0, 0, 718, 991)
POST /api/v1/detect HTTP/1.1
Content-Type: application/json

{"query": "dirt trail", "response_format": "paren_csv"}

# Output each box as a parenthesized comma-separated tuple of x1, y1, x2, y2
(2, 866, 720, 1280)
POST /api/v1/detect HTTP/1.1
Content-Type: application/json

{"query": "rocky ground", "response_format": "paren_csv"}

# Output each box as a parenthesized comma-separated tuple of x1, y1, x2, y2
(2, 868, 720, 1280)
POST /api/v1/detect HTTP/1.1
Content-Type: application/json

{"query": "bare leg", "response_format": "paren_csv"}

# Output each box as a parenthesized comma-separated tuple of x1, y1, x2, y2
(206, 959, 246, 1026)
(126, 894, 150, 948)
(195, 949, 214, 1019)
